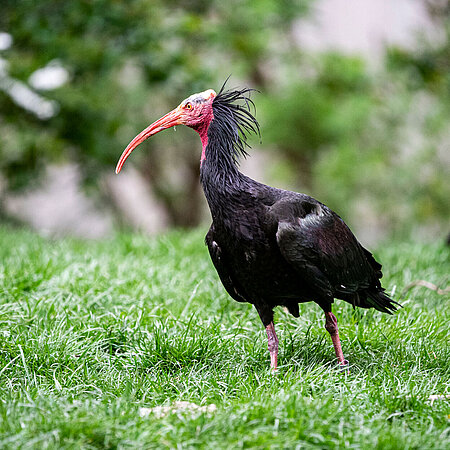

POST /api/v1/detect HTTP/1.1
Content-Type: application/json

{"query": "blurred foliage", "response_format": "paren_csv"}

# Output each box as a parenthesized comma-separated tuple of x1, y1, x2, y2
(0, 0, 448, 237)
(0, 0, 214, 188)
(259, 0, 449, 238)
(318, 0, 450, 237)
(261, 53, 373, 187)
(261, 45, 449, 236)
(0, 0, 311, 226)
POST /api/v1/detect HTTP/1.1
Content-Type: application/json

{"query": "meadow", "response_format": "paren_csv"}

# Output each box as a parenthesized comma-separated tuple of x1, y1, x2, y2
(0, 226, 448, 449)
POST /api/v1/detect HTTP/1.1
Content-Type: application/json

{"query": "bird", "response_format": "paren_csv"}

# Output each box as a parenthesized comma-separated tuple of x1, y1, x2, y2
(115, 82, 400, 370)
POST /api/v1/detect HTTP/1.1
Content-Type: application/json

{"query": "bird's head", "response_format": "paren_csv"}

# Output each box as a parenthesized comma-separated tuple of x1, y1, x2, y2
(116, 83, 259, 174)
(115, 89, 217, 174)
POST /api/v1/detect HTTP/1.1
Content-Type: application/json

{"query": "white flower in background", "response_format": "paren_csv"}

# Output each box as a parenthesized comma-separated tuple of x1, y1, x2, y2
(0, 32, 12, 51)
(4, 79, 59, 119)
(29, 60, 69, 91)
(0, 34, 64, 120)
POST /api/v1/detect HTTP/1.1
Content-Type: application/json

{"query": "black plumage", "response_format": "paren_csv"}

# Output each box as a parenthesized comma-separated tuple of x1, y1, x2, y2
(201, 86, 399, 368)
(116, 83, 400, 369)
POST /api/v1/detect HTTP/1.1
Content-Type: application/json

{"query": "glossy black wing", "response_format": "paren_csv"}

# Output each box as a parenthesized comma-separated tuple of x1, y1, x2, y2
(271, 197, 392, 310)
(205, 225, 248, 303)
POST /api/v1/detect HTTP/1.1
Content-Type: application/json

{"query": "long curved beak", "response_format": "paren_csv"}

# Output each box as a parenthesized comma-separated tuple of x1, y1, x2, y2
(115, 107, 183, 174)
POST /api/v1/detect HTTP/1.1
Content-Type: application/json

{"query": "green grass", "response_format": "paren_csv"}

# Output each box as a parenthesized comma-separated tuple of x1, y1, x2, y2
(0, 226, 448, 449)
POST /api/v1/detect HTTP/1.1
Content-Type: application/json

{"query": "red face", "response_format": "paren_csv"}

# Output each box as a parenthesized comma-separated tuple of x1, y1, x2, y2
(115, 89, 216, 174)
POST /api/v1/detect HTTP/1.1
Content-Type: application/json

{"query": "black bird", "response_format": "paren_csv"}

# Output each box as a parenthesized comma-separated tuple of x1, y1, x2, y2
(116, 84, 400, 370)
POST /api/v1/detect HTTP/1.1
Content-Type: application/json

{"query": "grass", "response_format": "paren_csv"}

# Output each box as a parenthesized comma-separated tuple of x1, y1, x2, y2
(0, 225, 448, 449)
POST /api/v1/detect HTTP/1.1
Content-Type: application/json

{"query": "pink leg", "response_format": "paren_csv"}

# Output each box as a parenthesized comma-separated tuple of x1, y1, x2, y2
(324, 311, 348, 366)
(265, 322, 279, 370)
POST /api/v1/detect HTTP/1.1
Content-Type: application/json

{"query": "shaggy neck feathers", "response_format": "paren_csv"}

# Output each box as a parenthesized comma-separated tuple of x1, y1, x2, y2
(198, 86, 260, 218)
(200, 86, 259, 181)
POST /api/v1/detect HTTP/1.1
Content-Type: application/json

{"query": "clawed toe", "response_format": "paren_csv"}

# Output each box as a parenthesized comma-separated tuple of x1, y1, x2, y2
(338, 359, 350, 372)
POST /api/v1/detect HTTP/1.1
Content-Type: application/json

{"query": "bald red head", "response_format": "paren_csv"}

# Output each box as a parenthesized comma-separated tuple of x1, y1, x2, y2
(115, 89, 217, 174)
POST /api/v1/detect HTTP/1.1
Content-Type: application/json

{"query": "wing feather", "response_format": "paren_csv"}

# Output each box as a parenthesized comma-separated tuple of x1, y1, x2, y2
(273, 199, 378, 300)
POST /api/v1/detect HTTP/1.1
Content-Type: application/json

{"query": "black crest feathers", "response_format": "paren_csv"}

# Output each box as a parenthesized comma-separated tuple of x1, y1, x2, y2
(211, 80, 260, 165)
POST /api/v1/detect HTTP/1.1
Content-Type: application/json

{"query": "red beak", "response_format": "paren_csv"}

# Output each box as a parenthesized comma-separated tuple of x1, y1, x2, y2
(115, 107, 183, 174)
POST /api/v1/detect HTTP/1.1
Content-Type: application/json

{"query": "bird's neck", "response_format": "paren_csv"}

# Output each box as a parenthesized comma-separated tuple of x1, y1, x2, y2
(195, 122, 210, 165)
(199, 127, 248, 219)
(200, 140, 243, 188)
(199, 114, 244, 180)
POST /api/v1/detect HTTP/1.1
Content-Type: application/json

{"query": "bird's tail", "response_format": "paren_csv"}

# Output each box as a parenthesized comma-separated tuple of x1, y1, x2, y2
(364, 288, 401, 314)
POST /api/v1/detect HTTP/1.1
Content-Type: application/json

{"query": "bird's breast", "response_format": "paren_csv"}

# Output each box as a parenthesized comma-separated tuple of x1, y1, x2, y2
(212, 223, 305, 303)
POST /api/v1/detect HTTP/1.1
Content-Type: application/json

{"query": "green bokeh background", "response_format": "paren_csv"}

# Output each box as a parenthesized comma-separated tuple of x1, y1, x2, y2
(0, 0, 448, 239)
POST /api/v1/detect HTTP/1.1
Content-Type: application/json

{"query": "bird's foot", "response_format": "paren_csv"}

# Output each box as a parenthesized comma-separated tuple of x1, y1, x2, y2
(338, 359, 350, 373)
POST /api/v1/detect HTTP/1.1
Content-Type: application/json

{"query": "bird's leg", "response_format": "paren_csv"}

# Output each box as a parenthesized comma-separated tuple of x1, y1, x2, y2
(265, 322, 279, 371)
(255, 305, 278, 370)
(324, 311, 348, 366)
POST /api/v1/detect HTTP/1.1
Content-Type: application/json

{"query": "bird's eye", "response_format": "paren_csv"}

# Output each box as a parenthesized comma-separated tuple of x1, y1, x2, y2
(185, 102, 192, 110)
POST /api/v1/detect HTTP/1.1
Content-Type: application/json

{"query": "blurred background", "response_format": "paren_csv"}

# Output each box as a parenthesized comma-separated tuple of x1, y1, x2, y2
(0, 0, 448, 245)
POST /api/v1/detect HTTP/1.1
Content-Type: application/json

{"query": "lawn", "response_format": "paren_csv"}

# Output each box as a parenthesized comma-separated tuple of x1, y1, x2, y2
(0, 226, 448, 449)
